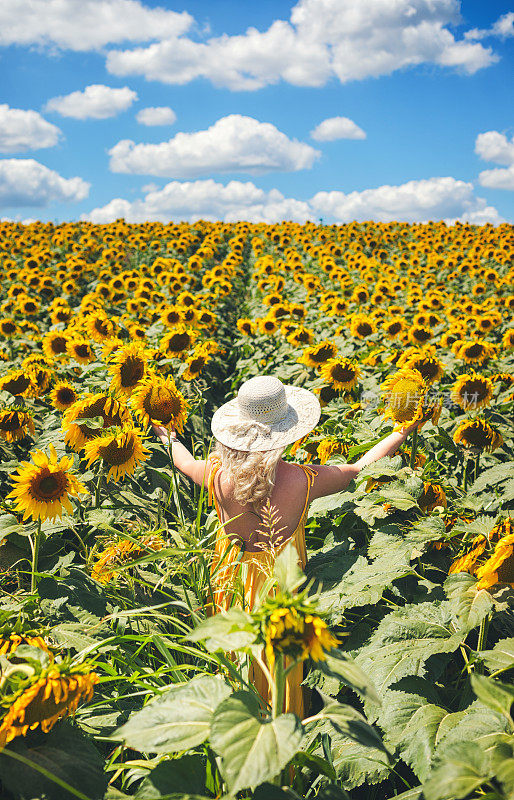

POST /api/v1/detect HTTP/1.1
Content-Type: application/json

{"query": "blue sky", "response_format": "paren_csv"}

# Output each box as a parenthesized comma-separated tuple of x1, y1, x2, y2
(0, 0, 513, 224)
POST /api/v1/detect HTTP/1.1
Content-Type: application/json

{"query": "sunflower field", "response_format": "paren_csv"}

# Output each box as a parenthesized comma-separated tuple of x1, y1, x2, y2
(0, 217, 513, 800)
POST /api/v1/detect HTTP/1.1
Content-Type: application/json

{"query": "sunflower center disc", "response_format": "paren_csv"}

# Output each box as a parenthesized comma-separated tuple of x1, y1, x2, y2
(120, 357, 144, 388)
(34, 472, 66, 500)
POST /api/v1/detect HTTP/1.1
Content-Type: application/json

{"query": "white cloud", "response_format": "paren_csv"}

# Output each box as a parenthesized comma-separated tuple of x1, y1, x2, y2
(82, 174, 504, 226)
(0, 104, 62, 153)
(478, 166, 514, 191)
(311, 176, 505, 224)
(0, 159, 89, 207)
(475, 131, 514, 166)
(476, 131, 514, 191)
(45, 84, 137, 119)
(465, 12, 514, 41)
(311, 116, 366, 141)
(106, 0, 497, 91)
(81, 179, 314, 224)
(0, 0, 192, 51)
(109, 115, 320, 177)
(136, 106, 177, 126)
(0, 216, 39, 224)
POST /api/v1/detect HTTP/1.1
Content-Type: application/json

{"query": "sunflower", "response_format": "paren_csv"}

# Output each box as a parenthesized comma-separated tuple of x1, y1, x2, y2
(85, 311, 117, 343)
(361, 346, 386, 367)
(160, 326, 198, 359)
(298, 341, 338, 369)
(407, 325, 432, 345)
(381, 367, 427, 426)
(449, 536, 488, 575)
(349, 316, 376, 339)
(84, 427, 149, 482)
(128, 323, 147, 341)
(160, 306, 183, 326)
(91, 533, 166, 583)
(0, 634, 52, 657)
(319, 358, 361, 390)
(30, 366, 53, 396)
(131, 374, 188, 433)
(182, 347, 211, 381)
(0, 408, 35, 442)
(475, 533, 514, 590)
(50, 305, 72, 325)
(287, 326, 314, 346)
(453, 418, 503, 452)
(0, 319, 17, 337)
(109, 342, 150, 396)
(312, 384, 341, 408)
(317, 438, 350, 464)
(18, 297, 39, 315)
(418, 482, 447, 513)
(7, 444, 87, 522)
(200, 339, 224, 357)
(63, 393, 132, 451)
(491, 372, 514, 389)
(473, 315, 496, 335)
(489, 517, 513, 541)
(237, 318, 255, 336)
(383, 318, 405, 337)
(399, 447, 427, 469)
(403, 353, 444, 384)
(268, 303, 290, 321)
(42, 331, 69, 360)
(457, 339, 494, 365)
(49, 381, 79, 412)
(0, 655, 98, 748)
(288, 433, 311, 458)
(502, 329, 514, 349)
(440, 330, 464, 348)
(290, 303, 307, 320)
(0, 369, 36, 398)
(197, 309, 217, 328)
(452, 372, 494, 410)
(68, 338, 95, 365)
(263, 607, 339, 670)
(182, 307, 198, 325)
(257, 317, 278, 335)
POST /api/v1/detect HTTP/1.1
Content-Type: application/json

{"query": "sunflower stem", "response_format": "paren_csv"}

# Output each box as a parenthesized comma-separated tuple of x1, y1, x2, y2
(409, 427, 419, 469)
(272, 652, 285, 720)
(167, 429, 185, 528)
(94, 465, 104, 508)
(31, 519, 42, 594)
(474, 453, 481, 482)
(463, 457, 470, 492)
(477, 612, 491, 656)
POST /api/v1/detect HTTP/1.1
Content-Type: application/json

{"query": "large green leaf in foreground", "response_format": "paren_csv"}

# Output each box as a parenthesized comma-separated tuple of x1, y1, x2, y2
(113, 675, 232, 753)
(210, 691, 304, 794)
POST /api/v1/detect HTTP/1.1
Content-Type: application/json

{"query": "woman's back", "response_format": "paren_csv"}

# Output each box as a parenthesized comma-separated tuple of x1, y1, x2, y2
(208, 458, 316, 552)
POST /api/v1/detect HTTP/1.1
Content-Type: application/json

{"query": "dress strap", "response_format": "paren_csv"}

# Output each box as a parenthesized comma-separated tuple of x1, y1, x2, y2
(296, 464, 317, 524)
(207, 456, 222, 508)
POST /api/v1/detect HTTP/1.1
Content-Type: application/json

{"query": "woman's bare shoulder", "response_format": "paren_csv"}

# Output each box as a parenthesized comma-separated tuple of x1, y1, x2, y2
(304, 461, 360, 500)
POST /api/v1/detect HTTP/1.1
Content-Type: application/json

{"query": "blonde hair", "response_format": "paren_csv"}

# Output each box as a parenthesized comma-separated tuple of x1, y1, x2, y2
(211, 432, 285, 508)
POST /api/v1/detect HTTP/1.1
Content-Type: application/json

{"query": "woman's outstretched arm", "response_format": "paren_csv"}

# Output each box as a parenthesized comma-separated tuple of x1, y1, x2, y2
(308, 418, 420, 501)
(152, 425, 209, 486)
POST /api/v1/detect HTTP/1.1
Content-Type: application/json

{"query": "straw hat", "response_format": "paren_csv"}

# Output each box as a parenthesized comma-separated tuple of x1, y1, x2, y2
(211, 375, 321, 452)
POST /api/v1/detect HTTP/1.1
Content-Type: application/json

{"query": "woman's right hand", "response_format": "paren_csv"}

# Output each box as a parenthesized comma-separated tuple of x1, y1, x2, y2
(400, 419, 422, 435)
(152, 424, 175, 438)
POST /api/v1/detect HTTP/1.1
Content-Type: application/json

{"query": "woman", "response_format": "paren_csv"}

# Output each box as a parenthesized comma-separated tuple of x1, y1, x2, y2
(153, 375, 422, 716)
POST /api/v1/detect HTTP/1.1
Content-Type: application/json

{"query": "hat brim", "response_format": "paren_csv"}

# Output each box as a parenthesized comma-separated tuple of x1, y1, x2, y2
(211, 385, 321, 452)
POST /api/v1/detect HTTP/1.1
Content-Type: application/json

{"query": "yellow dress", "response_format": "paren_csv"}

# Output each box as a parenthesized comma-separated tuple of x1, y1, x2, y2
(207, 458, 317, 719)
